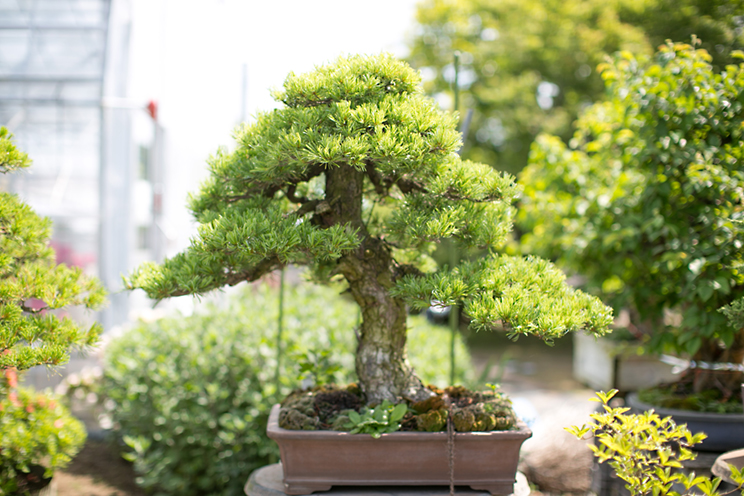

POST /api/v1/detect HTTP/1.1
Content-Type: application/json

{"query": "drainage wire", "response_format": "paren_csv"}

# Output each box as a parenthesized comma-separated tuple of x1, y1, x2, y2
(448, 403, 455, 496)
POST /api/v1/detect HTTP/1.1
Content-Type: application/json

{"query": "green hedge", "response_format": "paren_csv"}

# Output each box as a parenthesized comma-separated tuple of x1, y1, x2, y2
(104, 282, 473, 496)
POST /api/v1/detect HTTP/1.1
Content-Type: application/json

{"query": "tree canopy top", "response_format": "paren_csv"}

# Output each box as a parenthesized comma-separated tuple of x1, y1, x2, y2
(129, 55, 519, 293)
(127, 54, 612, 342)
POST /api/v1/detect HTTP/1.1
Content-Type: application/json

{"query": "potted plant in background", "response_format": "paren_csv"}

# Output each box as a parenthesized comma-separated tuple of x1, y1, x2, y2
(568, 390, 744, 496)
(0, 128, 106, 494)
(125, 54, 612, 494)
(518, 41, 744, 451)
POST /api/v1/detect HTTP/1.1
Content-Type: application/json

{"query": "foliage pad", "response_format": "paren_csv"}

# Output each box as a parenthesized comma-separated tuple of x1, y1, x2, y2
(0, 128, 105, 372)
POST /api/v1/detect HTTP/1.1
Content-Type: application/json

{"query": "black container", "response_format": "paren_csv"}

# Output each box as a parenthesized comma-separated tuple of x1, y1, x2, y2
(626, 393, 744, 452)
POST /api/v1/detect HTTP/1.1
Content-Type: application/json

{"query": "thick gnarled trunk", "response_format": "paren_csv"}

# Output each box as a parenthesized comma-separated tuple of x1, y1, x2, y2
(325, 166, 431, 405)
(340, 236, 432, 405)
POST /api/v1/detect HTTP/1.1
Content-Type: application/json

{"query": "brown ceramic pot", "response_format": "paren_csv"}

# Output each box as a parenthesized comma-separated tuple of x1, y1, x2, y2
(266, 404, 532, 495)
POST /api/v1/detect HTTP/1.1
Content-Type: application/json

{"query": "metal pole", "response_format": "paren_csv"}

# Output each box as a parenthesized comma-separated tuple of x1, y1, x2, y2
(449, 52, 461, 386)
(240, 64, 248, 124)
(275, 268, 285, 389)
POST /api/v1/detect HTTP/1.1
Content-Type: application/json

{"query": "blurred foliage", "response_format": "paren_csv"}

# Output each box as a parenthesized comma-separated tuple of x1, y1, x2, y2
(638, 384, 743, 414)
(0, 128, 104, 492)
(0, 387, 86, 495)
(518, 42, 744, 363)
(103, 281, 474, 496)
(407, 0, 744, 174)
(0, 128, 105, 373)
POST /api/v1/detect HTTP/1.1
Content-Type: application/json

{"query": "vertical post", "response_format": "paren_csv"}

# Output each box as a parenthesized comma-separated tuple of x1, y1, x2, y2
(99, 1, 131, 332)
(240, 63, 248, 124)
(150, 120, 166, 262)
(275, 268, 285, 389)
(448, 252, 460, 384)
(449, 52, 461, 386)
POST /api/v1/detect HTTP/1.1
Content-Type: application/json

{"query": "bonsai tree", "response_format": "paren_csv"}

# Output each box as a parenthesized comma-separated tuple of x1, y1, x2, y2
(518, 42, 744, 404)
(0, 127, 106, 491)
(126, 54, 612, 405)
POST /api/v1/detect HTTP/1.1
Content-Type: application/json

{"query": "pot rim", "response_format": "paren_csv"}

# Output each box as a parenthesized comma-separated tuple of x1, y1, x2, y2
(626, 392, 744, 422)
(266, 403, 533, 440)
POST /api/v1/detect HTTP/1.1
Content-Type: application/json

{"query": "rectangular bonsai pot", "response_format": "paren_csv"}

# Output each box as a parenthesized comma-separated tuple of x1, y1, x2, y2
(266, 404, 532, 495)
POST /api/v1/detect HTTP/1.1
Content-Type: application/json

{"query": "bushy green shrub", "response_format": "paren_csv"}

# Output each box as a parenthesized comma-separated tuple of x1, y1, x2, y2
(0, 387, 86, 495)
(518, 41, 744, 403)
(104, 281, 473, 496)
(568, 390, 744, 496)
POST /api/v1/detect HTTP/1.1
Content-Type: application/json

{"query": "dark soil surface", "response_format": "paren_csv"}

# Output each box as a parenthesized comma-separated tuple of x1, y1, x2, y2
(55, 439, 145, 496)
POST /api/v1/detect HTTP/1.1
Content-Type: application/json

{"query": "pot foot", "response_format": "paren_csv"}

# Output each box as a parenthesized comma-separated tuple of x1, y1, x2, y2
(469, 481, 514, 495)
(284, 482, 333, 495)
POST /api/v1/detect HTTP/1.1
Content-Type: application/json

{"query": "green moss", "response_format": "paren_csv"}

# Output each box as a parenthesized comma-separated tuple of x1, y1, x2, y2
(411, 395, 445, 414)
(416, 409, 448, 432)
(278, 408, 320, 430)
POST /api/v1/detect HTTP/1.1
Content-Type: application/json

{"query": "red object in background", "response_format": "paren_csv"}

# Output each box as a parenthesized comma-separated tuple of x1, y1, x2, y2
(153, 191, 163, 215)
(5, 367, 18, 388)
(147, 100, 158, 121)
(50, 241, 96, 269)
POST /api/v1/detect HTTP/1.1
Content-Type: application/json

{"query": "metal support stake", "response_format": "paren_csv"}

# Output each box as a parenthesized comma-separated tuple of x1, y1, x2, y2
(449, 52, 461, 386)
(275, 268, 285, 389)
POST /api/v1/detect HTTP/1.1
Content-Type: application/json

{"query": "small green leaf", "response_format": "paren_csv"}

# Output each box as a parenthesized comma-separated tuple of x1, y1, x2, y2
(390, 403, 408, 423)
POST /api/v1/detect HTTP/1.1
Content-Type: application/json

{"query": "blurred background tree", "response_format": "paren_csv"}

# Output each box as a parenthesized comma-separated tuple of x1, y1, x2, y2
(517, 42, 744, 403)
(407, 0, 744, 175)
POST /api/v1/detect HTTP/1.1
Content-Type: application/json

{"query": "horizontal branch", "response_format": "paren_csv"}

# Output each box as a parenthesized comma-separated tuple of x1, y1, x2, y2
(164, 256, 283, 297)
(21, 303, 47, 314)
(285, 184, 309, 204)
(288, 200, 321, 218)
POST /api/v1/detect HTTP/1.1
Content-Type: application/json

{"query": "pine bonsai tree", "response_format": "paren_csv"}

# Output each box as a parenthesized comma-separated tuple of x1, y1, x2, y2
(126, 54, 612, 405)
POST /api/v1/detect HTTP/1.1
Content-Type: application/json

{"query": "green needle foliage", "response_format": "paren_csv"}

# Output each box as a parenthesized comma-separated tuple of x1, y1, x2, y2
(0, 128, 106, 374)
(0, 128, 105, 492)
(126, 54, 612, 404)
